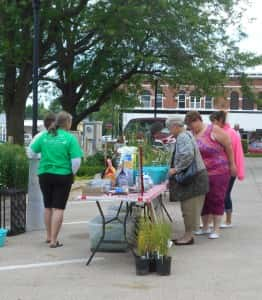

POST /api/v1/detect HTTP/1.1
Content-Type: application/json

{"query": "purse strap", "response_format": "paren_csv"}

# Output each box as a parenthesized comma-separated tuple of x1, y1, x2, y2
(170, 131, 196, 168)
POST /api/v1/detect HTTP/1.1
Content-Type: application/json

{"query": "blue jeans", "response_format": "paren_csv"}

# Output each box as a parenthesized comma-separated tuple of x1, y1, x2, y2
(224, 176, 236, 212)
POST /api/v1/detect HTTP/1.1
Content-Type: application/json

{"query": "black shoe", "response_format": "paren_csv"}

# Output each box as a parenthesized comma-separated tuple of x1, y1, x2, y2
(174, 238, 194, 246)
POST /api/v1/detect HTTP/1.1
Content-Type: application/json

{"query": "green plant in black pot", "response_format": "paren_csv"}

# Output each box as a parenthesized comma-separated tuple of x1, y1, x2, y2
(0, 143, 29, 191)
(135, 217, 153, 275)
(152, 221, 173, 276)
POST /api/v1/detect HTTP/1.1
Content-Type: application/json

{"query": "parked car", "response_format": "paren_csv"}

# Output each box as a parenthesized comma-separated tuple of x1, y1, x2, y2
(248, 140, 262, 153)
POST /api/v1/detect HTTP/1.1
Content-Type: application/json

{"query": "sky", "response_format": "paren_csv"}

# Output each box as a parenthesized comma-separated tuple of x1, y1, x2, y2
(238, 0, 262, 71)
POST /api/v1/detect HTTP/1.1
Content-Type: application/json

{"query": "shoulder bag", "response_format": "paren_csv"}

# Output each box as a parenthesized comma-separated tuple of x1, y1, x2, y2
(173, 133, 198, 185)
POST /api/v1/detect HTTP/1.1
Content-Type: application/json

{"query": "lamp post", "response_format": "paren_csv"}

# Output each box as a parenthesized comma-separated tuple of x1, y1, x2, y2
(154, 78, 158, 119)
(27, 0, 44, 232)
(32, 0, 40, 136)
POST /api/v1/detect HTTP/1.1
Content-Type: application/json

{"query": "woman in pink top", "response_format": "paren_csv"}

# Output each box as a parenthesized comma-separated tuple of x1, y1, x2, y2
(185, 111, 237, 239)
(210, 111, 245, 227)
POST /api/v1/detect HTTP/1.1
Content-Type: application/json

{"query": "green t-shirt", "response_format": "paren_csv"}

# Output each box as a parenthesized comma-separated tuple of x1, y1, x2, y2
(30, 129, 83, 175)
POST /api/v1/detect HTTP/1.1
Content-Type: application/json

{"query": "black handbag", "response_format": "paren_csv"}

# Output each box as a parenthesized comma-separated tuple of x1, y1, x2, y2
(171, 132, 198, 186)
(175, 159, 197, 185)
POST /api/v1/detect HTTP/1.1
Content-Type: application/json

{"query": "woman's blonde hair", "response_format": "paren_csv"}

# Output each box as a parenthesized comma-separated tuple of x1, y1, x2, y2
(48, 111, 72, 135)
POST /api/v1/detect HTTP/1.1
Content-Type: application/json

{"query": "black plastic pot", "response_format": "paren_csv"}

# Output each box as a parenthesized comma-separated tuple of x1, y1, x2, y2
(149, 254, 157, 272)
(135, 256, 150, 275)
(149, 258, 156, 273)
(156, 256, 172, 276)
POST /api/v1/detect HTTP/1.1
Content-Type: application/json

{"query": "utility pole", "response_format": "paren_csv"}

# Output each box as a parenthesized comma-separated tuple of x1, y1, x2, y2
(32, 0, 40, 136)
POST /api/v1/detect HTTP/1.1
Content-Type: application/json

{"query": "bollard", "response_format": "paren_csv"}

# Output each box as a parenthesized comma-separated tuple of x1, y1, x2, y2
(26, 157, 45, 231)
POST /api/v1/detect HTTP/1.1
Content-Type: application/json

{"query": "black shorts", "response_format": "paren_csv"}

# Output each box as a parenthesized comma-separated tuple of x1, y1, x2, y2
(39, 173, 73, 210)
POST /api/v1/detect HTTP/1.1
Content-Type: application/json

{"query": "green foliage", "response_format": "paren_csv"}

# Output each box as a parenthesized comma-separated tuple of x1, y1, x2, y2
(241, 139, 248, 154)
(151, 222, 172, 257)
(48, 99, 62, 114)
(0, 143, 29, 190)
(136, 217, 153, 257)
(126, 138, 171, 167)
(77, 152, 105, 178)
(1, 0, 262, 142)
(245, 153, 262, 157)
(136, 217, 172, 257)
(25, 103, 49, 120)
(91, 91, 140, 136)
(143, 144, 171, 167)
(240, 73, 255, 101)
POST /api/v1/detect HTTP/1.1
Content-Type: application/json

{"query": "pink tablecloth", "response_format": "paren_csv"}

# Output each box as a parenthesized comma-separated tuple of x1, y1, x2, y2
(78, 182, 167, 203)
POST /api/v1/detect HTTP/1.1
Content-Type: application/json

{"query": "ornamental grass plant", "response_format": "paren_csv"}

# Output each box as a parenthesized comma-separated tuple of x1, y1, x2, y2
(0, 143, 29, 191)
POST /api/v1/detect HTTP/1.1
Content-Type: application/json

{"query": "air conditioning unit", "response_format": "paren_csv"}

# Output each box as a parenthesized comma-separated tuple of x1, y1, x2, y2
(84, 124, 95, 140)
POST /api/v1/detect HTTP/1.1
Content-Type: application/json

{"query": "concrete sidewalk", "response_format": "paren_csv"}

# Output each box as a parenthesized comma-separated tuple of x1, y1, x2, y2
(0, 158, 261, 300)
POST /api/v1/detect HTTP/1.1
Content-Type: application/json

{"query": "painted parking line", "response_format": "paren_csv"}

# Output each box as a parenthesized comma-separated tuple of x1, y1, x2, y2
(63, 221, 90, 225)
(0, 257, 104, 272)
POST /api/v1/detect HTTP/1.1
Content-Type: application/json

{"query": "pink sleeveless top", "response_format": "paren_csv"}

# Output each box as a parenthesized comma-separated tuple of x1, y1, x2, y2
(196, 125, 229, 176)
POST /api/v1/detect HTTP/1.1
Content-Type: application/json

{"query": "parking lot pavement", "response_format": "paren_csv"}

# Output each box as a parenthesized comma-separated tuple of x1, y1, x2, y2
(0, 158, 262, 300)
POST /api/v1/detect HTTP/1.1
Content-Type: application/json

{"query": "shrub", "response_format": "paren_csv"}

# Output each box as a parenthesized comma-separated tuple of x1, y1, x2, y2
(77, 152, 105, 177)
(0, 143, 29, 191)
(241, 139, 248, 154)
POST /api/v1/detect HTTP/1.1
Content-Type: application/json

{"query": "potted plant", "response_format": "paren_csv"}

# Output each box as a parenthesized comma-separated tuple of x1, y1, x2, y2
(135, 217, 152, 275)
(153, 221, 173, 276)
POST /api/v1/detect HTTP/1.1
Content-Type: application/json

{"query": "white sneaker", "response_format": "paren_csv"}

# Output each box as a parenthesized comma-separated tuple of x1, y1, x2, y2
(200, 224, 213, 229)
(208, 232, 220, 239)
(220, 223, 233, 229)
(193, 228, 212, 235)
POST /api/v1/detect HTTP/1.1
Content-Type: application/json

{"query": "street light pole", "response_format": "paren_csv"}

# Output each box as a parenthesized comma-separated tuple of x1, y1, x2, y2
(27, 0, 44, 232)
(32, 0, 40, 136)
(154, 78, 158, 119)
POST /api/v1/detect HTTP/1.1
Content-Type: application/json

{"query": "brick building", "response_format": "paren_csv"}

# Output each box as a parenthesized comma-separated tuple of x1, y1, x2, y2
(139, 74, 262, 111)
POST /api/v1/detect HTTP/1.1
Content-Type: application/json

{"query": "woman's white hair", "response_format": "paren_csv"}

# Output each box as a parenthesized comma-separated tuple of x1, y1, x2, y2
(166, 117, 184, 128)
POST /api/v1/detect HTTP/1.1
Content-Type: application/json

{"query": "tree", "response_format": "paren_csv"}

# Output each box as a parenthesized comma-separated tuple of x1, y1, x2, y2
(90, 89, 140, 136)
(42, 0, 262, 130)
(48, 99, 62, 114)
(25, 103, 49, 120)
(0, 65, 3, 112)
(0, 0, 89, 144)
(0, 0, 261, 143)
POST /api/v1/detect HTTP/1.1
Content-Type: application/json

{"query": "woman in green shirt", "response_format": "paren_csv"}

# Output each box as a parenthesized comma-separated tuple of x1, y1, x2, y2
(30, 111, 83, 248)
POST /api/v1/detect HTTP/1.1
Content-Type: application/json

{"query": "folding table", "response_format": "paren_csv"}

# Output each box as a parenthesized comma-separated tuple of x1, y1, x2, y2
(80, 183, 172, 266)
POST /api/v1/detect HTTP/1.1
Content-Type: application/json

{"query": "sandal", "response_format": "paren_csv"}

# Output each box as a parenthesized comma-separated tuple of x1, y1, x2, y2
(49, 241, 63, 248)
(45, 240, 51, 243)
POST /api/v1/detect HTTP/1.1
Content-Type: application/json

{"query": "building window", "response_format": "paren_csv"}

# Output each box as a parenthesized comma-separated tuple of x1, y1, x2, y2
(230, 91, 239, 109)
(140, 90, 151, 107)
(242, 95, 254, 110)
(205, 96, 213, 109)
(190, 92, 201, 109)
(177, 90, 186, 108)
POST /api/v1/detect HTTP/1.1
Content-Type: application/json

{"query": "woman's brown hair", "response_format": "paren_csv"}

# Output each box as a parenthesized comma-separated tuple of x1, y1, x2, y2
(48, 111, 72, 135)
(184, 110, 202, 125)
(209, 110, 227, 125)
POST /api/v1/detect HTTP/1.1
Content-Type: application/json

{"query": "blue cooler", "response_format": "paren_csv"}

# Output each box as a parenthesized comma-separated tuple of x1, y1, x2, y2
(0, 228, 8, 247)
(134, 166, 168, 185)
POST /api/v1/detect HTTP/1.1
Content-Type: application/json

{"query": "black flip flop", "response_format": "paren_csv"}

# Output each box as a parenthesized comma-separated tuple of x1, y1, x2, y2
(49, 241, 63, 248)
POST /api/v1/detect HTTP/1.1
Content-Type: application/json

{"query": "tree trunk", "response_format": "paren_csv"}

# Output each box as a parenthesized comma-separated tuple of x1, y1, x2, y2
(5, 100, 25, 145)
(3, 64, 31, 145)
